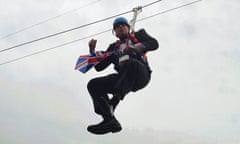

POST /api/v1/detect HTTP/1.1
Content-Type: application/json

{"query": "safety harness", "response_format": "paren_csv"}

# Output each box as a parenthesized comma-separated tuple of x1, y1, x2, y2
(114, 33, 148, 64)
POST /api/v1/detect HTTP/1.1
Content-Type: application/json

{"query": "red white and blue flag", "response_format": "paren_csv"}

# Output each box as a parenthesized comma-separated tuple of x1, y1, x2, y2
(74, 51, 111, 73)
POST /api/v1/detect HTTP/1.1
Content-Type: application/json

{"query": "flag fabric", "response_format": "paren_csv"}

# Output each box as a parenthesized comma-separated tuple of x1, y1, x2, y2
(74, 51, 112, 73)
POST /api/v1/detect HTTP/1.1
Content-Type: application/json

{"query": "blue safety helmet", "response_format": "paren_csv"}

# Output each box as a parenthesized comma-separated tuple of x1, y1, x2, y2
(113, 17, 130, 29)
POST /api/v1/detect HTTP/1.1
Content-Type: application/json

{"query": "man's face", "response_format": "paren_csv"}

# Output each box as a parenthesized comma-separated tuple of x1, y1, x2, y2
(114, 23, 129, 39)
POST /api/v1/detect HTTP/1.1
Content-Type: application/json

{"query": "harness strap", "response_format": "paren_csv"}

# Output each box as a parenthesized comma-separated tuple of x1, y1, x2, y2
(114, 33, 148, 63)
(129, 33, 139, 43)
(129, 33, 148, 63)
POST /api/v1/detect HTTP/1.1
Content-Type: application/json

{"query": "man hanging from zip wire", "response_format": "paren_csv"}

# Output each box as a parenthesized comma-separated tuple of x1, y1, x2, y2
(87, 17, 159, 134)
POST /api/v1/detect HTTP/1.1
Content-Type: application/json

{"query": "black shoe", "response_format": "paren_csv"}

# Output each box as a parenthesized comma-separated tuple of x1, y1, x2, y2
(87, 120, 106, 130)
(87, 117, 122, 135)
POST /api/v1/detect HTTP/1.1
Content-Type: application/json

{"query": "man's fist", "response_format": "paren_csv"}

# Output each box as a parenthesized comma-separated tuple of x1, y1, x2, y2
(88, 39, 97, 54)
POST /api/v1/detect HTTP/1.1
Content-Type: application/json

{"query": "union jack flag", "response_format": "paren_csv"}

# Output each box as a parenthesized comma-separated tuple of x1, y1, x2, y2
(74, 51, 111, 73)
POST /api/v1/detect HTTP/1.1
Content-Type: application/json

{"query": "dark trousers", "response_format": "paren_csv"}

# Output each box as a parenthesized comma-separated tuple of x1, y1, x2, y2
(87, 59, 150, 119)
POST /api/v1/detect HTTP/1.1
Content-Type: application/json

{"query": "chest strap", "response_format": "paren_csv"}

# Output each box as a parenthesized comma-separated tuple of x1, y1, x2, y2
(115, 33, 148, 63)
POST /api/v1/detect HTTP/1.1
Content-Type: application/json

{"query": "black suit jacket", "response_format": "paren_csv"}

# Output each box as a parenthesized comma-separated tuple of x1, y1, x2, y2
(95, 29, 159, 72)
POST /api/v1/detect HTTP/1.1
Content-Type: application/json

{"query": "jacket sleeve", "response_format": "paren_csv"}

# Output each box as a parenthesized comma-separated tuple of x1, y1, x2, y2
(135, 29, 159, 53)
(94, 44, 115, 72)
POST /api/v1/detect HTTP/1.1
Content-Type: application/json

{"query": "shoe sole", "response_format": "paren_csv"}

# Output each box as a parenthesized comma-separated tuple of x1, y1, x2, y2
(111, 127, 122, 133)
(88, 126, 122, 135)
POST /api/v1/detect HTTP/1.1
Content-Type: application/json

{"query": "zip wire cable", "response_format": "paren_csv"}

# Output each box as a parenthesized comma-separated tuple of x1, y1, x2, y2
(0, 0, 203, 66)
(0, 30, 111, 66)
(0, 0, 162, 53)
(0, 0, 101, 41)
(138, 0, 203, 22)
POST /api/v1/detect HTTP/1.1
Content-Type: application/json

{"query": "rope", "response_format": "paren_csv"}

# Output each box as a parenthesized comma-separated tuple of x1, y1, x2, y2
(129, 6, 142, 33)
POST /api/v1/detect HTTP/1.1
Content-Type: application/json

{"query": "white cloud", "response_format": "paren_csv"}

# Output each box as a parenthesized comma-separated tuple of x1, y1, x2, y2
(1, 0, 240, 143)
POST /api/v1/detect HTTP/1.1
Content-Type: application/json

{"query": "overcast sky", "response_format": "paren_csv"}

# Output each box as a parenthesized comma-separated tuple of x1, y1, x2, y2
(0, 0, 240, 143)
